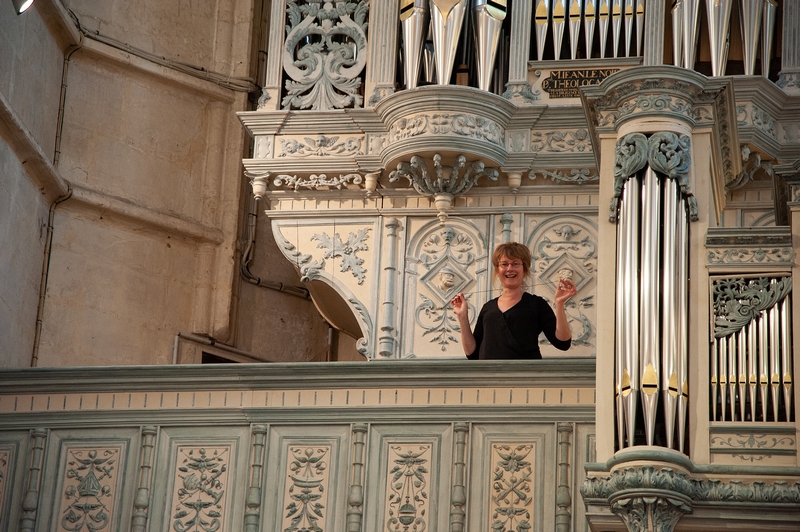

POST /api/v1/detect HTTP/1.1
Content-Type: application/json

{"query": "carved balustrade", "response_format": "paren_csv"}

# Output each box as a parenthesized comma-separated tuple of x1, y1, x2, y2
(0, 360, 596, 532)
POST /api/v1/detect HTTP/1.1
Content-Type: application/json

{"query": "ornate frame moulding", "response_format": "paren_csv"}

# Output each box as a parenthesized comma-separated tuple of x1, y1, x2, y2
(705, 227, 794, 269)
(388, 153, 499, 223)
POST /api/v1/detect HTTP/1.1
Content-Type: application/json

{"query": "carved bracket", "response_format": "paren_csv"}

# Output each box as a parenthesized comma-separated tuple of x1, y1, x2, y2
(388, 153, 499, 222)
(610, 132, 698, 223)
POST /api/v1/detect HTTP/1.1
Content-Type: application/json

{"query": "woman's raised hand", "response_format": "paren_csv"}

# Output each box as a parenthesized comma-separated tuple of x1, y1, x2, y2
(554, 279, 577, 306)
(451, 292, 469, 321)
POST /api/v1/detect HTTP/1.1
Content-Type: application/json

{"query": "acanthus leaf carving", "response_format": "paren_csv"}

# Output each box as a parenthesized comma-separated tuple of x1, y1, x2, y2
(312, 228, 370, 284)
(281, 0, 369, 110)
(712, 277, 792, 338)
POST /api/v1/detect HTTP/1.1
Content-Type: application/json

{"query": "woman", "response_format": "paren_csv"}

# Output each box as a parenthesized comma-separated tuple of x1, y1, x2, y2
(451, 242, 577, 360)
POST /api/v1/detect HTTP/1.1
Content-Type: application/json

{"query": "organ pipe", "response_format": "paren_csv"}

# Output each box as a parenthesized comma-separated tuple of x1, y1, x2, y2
(400, 0, 428, 89)
(534, 0, 551, 61)
(599, 0, 611, 58)
(740, 0, 764, 76)
(430, 0, 469, 85)
(671, 0, 683, 66)
(661, 178, 679, 448)
(472, 0, 507, 91)
(640, 167, 661, 445)
(611, 0, 623, 58)
(762, 0, 777, 78)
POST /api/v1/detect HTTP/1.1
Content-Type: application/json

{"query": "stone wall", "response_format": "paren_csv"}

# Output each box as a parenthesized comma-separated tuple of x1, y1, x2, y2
(0, 0, 332, 367)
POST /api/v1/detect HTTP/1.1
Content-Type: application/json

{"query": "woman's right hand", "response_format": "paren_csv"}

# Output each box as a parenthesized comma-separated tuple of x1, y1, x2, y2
(451, 293, 469, 321)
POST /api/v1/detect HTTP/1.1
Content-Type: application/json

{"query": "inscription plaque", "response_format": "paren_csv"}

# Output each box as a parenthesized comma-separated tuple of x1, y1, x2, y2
(541, 69, 619, 98)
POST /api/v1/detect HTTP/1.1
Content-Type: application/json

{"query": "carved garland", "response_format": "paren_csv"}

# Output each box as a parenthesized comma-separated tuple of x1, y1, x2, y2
(609, 132, 698, 223)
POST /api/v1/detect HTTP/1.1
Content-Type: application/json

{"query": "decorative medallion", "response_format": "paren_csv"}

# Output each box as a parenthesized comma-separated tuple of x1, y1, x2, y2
(273, 173, 363, 191)
(529, 168, 599, 185)
(530, 129, 592, 152)
(385, 444, 431, 532)
(279, 136, 363, 157)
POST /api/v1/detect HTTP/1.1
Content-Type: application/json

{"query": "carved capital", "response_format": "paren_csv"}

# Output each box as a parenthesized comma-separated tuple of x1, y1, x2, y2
(610, 496, 691, 532)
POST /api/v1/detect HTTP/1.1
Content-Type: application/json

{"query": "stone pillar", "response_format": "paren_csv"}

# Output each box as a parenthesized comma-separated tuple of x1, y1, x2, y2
(260, 0, 288, 108)
(347, 423, 368, 532)
(777, 1, 800, 95)
(131, 426, 158, 532)
(555, 422, 573, 532)
(449, 422, 469, 532)
(379, 218, 401, 357)
(502, 0, 539, 103)
(365, 1, 401, 107)
(19, 429, 47, 532)
(244, 424, 268, 532)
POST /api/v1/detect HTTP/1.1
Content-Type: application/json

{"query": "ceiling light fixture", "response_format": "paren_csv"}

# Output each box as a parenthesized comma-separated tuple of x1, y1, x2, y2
(12, 0, 34, 15)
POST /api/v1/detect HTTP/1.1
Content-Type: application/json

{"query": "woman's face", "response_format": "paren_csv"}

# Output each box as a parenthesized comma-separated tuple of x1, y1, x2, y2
(496, 255, 525, 290)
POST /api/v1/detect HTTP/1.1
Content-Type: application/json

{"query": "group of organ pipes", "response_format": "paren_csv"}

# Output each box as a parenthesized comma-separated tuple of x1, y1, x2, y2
(712, 277, 794, 423)
(615, 163, 691, 453)
(399, 1, 780, 92)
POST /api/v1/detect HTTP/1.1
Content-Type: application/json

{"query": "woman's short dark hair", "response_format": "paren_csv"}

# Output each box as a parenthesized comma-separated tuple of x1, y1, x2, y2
(491, 242, 532, 278)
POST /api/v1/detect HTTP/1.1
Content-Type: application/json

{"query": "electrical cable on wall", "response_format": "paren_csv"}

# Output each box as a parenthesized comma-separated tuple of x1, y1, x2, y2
(67, 9, 260, 94)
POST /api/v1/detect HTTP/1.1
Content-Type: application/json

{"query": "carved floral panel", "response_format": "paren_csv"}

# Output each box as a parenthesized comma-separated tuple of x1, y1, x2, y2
(170, 446, 231, 532)
(404, 221, 489, 357)
(527, 215, 598, 356)
(281, 445, 332, 532)
(56, 445, 125, 532)
(384, 444, 431, 532)
(490, 443, 536, 532)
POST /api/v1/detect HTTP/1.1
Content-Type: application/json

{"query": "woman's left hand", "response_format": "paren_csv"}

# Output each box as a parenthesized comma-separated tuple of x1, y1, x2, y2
(554, 279, 577, 306)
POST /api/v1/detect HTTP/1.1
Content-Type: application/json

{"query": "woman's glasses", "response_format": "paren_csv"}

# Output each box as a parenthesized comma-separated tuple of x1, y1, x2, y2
(497, 261, 523, 269)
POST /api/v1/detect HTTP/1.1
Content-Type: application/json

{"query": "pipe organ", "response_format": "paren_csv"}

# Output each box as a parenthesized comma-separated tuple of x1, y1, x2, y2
(712, 277, 794, 423)
(611, 132, 695, 452)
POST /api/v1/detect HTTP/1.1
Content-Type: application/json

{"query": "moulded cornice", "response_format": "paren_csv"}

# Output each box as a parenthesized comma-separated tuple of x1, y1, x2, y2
(243, 157, 363, 176)
(374, 85, 518, 125)
(0, 359, 595, 393)
(237, 110, 291, 136)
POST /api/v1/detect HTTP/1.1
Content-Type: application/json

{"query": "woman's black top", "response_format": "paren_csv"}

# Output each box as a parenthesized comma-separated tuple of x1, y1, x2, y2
(466, 292, 571, 360)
